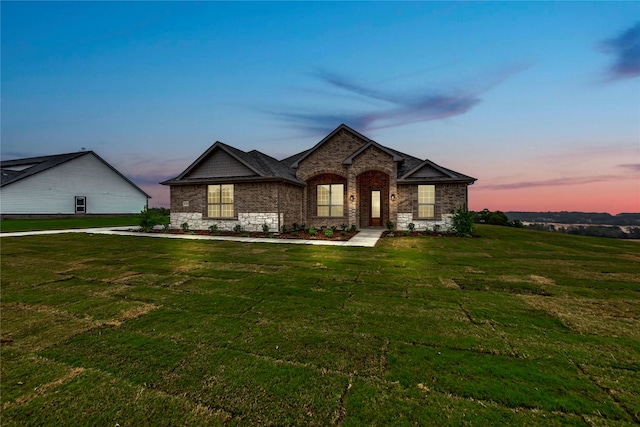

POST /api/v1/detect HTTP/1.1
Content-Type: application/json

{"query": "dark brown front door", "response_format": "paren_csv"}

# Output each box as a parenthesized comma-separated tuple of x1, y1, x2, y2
(370, 190, 382, 226)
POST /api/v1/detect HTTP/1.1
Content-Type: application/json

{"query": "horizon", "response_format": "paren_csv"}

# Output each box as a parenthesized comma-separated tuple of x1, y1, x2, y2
(2, 2, 639, 214)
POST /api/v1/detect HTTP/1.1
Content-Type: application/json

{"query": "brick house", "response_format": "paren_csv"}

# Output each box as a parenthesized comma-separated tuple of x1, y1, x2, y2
(161, 124, 476, 232)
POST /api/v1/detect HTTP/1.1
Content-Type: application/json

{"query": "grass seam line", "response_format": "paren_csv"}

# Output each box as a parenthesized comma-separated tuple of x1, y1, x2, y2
(573, 361, 639, 424)
(2, 367, 85, 411)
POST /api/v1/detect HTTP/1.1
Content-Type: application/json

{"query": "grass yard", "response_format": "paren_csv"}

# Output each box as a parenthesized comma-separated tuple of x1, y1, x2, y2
(1, 225, 639, 425)
(0, 216, 146, 232)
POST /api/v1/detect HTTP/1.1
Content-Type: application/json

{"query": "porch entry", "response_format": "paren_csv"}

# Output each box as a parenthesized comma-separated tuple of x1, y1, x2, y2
(370, 190, 382, 226)
(357, 170, 390, 228)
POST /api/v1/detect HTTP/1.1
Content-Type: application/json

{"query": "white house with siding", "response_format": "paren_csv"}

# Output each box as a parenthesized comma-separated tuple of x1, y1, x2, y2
(0, 151, 149, 216)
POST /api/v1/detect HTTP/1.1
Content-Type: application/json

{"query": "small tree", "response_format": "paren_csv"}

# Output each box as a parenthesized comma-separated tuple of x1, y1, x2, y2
(138, 209, 160, 232)
(452, 207, 475, 237)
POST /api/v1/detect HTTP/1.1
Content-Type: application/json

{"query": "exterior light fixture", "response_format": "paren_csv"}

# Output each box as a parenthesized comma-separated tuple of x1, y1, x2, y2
(391, 193, 396, 201)
(349, 195, 355, 202)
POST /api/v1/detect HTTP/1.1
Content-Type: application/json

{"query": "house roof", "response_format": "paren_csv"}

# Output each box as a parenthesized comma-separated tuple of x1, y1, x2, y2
(163, 123, 476, 186)
(0, 151, 151, 197)
(161, 142, 305, 186)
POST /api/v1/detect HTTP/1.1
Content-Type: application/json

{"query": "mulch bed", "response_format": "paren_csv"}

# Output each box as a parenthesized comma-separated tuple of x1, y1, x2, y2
(381, 230, 479, 238)
(140, 228, 360, 241)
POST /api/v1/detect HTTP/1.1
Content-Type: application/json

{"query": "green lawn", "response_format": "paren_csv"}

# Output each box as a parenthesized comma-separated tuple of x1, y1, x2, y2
(1, 225, 638, 425)
(0, 216, 145, 232)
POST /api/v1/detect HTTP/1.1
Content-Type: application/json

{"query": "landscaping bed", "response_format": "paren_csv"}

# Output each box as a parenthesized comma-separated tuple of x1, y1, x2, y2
(139, 227, 360, 241)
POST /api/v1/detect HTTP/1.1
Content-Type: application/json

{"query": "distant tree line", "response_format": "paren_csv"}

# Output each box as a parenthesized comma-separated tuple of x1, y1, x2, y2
(525, 223, 640, 239)
(472, 209, 640, 239)
(505, 211, 640, 226)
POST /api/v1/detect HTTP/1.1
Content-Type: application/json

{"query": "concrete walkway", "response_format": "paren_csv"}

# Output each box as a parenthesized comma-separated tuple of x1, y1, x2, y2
(0, 227, 385, 247)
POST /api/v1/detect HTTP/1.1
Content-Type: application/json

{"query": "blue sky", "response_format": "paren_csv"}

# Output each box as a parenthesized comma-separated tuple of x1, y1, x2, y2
(2, 1, 639, 212)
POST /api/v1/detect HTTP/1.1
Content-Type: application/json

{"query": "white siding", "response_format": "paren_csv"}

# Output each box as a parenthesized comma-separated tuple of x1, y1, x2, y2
(0, 154, 148, 214)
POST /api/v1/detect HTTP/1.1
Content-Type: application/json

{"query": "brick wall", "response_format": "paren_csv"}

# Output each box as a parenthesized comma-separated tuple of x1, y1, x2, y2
(281, 183, 304, 229)
(437, 184, 468, 215)
(169, 182, 302, 231)
(295, 129, 367, 181)
(170, 185, 206, 214)
(349, 146, 397, 227)
(395, 183, 467, 230)
(306, 173, 348, 228)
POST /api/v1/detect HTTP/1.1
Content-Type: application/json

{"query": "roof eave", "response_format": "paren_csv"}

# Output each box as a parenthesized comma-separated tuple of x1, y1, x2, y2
(398, 177, 477, 185)
(161, 176, 306, 187)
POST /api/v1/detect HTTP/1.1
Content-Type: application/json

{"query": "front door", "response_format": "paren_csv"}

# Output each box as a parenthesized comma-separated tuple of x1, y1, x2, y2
(370, 190, 382, 226)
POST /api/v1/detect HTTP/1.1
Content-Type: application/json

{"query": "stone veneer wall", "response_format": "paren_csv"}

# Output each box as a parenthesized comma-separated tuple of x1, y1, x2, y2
(397, 213, 454, 231)
(171, 212, 284, 232)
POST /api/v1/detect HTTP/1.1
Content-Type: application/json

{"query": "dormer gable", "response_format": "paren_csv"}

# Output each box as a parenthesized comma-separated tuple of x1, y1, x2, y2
(342, 141, 404, 165)
(176, 142, 262, 180)
(399, 159, 476, 184)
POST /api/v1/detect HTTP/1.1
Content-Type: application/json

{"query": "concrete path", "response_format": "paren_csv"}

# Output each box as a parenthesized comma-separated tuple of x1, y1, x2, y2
(0, 227, 385, 247)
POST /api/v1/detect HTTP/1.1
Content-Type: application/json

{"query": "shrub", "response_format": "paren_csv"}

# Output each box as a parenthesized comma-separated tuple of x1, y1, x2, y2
(281, 224, 288, 233)
(291, 231, 299, 237)
(262, 223, 270, 234)
(180, 222, 190, 232)
(452, 207, 475, 237)
(408, 222, 415, 232)
(350, 224, 357, 232)
(208, 224, 221, 235)
(386, 220, 395, 232)
(473, 209, 525, 228)
(233, 224, 243, 233)
(162, 223, 170, 233)
(341, 223, 348, 231)
(324, 228, 334, 238)
(308, 227, 317, 236)
(292, 223, 299, 231)
(138, 209, 160, 232)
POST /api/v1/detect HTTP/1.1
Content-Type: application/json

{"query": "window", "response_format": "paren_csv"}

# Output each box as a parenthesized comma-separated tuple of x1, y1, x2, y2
(208, 184, 234, 217)
(418, 185, 435, 218)
(75, 196, 86, 214)
(317, 184, 344, 217)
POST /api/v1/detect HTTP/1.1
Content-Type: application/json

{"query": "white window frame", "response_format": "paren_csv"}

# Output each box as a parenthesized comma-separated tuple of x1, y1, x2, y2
(418, 185, 435, 218)
(75, 196, 86, 214)
(207, 184, 234, 218)
(317, 184, 344, 217)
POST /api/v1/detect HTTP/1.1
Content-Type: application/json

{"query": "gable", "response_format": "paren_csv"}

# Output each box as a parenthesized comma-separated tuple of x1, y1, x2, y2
(406, 163, 449, 179)
(347, 144, 397, 176)
(1, 151, 149, 197)
(292, 125, 369, 169)
(293, 128, 368, 180)
(184, 149, 259, 179)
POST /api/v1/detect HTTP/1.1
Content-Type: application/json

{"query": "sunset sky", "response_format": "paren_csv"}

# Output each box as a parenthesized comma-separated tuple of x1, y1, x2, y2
(2, 2, 639, 213)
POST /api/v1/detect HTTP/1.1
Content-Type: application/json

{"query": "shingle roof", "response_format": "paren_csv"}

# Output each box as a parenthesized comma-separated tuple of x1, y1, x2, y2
(163, 124, 476, 186)
(1, 152, 87, 187)
(1, 151, 151, 197)
(161, 142, 305, 186)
